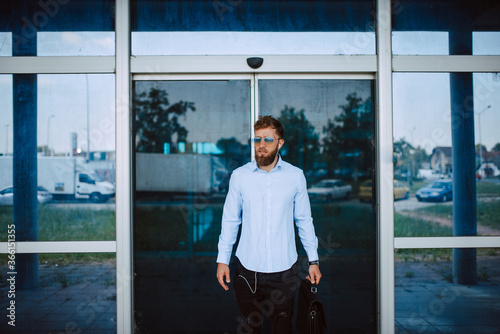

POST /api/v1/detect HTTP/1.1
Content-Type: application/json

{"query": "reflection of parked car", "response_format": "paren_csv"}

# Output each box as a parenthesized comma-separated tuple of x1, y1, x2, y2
(416, 180, 453, 202)
(358, 180, 373, 202)
(358, 180, 410, 202)
(394, 180, 410, 200)
(307, 179, 352, 201)
(0, 186, 53, 205)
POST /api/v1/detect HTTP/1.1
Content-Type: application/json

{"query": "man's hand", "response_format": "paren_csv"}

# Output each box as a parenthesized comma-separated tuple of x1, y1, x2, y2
(306, 265, 322, 285)
(216, 263, 231, 291)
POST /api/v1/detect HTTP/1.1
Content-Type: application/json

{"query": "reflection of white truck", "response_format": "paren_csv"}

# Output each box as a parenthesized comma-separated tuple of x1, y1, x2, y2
(135, 153, 228, 194)
(0, 156, 115, 202)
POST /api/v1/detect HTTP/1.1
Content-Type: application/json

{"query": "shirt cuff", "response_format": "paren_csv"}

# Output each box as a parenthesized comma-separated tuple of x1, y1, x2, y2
(216, 253, 231, 265)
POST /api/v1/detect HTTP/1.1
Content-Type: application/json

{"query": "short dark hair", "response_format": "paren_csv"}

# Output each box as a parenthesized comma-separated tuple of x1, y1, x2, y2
(254, 116, 284, 139)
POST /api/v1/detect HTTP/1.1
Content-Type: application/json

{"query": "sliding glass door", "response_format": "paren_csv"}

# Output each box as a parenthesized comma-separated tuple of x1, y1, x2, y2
(133, 75, 377, 333)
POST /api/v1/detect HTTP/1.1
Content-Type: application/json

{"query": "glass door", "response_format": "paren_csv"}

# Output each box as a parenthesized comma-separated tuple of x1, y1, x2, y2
(133, 75, 376, 333)
(258, 76, 377, 333)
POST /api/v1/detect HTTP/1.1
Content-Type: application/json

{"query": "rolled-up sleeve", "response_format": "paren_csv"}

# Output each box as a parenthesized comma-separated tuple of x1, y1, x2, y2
(294, 172, 319, 262)
(216, 172, 242, 265)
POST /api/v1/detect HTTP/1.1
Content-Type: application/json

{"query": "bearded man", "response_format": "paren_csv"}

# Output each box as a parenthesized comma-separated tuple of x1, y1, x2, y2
(216, 115, 322, 334)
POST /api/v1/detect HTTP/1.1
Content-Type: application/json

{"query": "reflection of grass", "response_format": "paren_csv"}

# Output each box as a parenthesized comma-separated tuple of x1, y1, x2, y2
(135, 202, 376, 254)
(411, 199, 500, 231)
(396, 248, 453, 263)
(395, 212, 452, 238)
(0, 253, 115, 268)
(135, 204, 223, 252)
(311, 203, 375, 249)
(135, 205, 192, 251)
(477, 181, 500, 195)
(0, 206, 115, 241)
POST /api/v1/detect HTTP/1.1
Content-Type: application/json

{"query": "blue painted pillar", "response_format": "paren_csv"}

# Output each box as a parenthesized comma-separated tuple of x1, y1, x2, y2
(13, 75, 40, 290)
(13, 2, 39, 290)
(449, 4, 477, 285)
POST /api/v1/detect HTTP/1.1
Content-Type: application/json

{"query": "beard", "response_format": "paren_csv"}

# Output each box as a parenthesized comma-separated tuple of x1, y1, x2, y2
(256, 144, 279, 167)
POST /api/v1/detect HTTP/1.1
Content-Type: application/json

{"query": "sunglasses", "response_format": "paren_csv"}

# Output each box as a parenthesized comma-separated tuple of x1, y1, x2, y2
(253, 136, 281, 146)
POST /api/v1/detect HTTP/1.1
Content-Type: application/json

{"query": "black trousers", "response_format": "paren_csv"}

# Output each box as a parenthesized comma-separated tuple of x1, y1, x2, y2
(233, 260, 298, 334)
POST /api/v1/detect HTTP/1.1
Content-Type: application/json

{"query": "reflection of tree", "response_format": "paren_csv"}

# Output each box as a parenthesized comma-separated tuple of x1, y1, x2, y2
(322, 93, 373, 181)
(134, 88, 195, 153)
(216, 137, 249, 171)
(278, 106, 320, 171)
(394, 138, 429, 182)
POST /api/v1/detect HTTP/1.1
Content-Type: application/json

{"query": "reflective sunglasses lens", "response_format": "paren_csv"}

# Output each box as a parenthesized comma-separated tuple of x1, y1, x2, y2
(253, 137, 275, 145)
(264, 137, 274, 144)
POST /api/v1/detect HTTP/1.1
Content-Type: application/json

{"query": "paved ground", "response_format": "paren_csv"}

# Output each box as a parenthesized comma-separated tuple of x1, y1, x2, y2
(0, 260, 116, 334)
(1, 254, 499, 334)
(395, 255, 500, 334)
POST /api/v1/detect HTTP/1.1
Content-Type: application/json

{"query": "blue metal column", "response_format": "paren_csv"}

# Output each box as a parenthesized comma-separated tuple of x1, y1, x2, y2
(12, 3, 39, 290)
(449, 4, 477, 285)
(13, 75, 39, 289)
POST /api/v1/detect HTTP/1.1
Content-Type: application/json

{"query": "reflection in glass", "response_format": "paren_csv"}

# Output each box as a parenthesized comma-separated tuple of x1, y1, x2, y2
(260, 79, 377, 332)
(133, 80, 251, 332)
(0, 75, 13, 233)
(37, 32, 115, 56)
(392, 32, 449, 55)
(395, 248, 500, 333)
(393, 73, 500, 237)
(132, 0, 375, 56)
(0, 74, 116, 241)
(0, 33, 12, 56)
(132, 32, 375, 56)
(392, 1, 500, 55)
(0, 253, 116, 333)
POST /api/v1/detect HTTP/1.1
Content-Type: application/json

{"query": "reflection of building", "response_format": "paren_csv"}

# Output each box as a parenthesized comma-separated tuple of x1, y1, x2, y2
(430, 146, 452, 174)
(88, 151, 116, 183)
(478, 151, 500, 178)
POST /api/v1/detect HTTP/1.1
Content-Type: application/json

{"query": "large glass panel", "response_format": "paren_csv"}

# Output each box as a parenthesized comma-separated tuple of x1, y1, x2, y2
(133, 80, 251, 332)
(1, 1, 115, 56)
(132, 0, 375, 56)
(260, 79, 377, 332)
(393, 73, 500, 237)
(0, 75, 13, 156)
(392, 0, 500, 55)
(38, 32, 115, 56)
(395, 248, 500, 334)
(0, 33, 12, 56)
(0, 74, 116, 242)
(0, 75, 13, 241)
(0, 253, 116, 333)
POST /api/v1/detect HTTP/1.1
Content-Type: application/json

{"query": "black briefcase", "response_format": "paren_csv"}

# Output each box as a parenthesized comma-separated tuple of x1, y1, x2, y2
(296, 279, 327, 334)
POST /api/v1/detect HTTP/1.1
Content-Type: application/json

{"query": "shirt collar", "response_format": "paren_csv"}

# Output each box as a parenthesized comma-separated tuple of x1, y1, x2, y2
(251, 155, 283, 172)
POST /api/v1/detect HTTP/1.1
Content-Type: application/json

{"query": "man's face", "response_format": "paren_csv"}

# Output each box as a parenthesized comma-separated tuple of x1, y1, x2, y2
(254, 127, 281, 167)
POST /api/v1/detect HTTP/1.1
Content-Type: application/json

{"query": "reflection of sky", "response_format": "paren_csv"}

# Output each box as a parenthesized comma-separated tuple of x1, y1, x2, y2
(135, 80, 251, 145)
(259, 80, 372, 141)
(0, 33, 12, 56)
(393, 73, 500, 153)
(0, 74, 115, 155)
(1, 31, 500, 155)
(132, 32, 376, 55)
(37, 32, 115, 56)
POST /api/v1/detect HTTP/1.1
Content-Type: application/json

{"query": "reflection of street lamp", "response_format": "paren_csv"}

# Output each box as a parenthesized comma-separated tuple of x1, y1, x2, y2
(46, 114, 55, 156)
(5, 123, 9, 156)
(86, 74, 90, 161)
(476, 105, 491, 174)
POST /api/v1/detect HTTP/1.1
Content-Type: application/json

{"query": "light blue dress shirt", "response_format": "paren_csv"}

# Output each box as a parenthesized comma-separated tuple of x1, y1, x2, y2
(217, 156, 319, 273)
